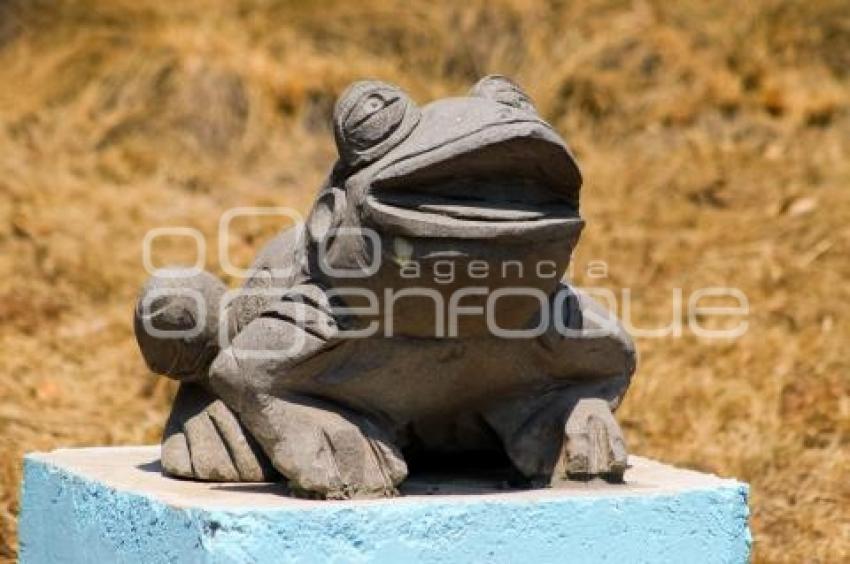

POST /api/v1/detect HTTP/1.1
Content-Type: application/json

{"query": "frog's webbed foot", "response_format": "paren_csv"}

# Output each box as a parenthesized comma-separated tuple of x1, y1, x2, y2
(560, 398, 627, 481)
(239, 393, 408, 499)
(484, 388, 628, 485)
(161, 383, 277, 482)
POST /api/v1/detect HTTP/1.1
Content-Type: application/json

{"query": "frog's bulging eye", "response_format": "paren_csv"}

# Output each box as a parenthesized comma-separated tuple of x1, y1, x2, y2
(469, 75, 538, 114)
(333, 81, 420, 168)
(363, 96, 384, 114)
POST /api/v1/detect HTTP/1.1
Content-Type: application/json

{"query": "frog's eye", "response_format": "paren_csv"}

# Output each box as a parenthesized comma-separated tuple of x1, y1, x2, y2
(469, 75, 537, 113)
(333, 81, 420, 168)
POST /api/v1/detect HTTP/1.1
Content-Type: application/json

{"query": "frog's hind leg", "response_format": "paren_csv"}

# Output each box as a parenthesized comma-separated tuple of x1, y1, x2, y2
(161, 383, 277, 482)
(134, 269, 275, 481)
(208, 286, 408, 498)
(133, 268, 227, 382)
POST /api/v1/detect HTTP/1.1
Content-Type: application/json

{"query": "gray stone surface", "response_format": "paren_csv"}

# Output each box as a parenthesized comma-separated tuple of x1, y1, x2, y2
(134, 76, 637, 499)
(25, 446, 736, 507)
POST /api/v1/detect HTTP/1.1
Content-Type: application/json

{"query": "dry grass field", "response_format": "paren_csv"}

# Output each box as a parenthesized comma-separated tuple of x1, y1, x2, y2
(0, 0, 848, 561)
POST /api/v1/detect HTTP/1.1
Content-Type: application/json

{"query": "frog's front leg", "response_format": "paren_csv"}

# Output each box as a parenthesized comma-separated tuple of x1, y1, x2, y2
(208, 286, 408, 499)
(484, 283, 636, 484)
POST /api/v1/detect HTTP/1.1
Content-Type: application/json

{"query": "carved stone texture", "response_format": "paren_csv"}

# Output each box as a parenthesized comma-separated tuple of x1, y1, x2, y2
(134, 76, 637, 499)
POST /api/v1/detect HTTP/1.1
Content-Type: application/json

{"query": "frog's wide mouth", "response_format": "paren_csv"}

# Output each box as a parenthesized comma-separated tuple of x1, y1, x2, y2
(363, 134, 583, 241)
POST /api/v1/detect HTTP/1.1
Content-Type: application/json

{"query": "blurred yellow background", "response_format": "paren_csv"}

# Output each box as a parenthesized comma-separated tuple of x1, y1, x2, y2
(0, 1, 848, 561)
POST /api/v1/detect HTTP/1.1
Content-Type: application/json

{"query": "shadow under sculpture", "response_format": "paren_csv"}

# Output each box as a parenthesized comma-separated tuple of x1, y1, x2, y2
(134, 76, 637, 499)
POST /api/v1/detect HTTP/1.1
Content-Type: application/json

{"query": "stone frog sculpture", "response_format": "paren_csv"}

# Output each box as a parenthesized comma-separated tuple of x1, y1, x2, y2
(134, 76, 637, 499)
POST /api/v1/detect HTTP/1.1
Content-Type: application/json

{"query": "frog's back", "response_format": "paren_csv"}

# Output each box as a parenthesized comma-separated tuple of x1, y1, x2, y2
(229, 226, 305, 332)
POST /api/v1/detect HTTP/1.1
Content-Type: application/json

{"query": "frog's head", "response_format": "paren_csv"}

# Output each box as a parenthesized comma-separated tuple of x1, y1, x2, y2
(304, 77, 584, 336)
(327, 76, 583, 243)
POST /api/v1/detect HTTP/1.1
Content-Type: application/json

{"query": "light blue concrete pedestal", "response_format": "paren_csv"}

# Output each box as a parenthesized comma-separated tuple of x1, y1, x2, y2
(19, 446, 750, 563)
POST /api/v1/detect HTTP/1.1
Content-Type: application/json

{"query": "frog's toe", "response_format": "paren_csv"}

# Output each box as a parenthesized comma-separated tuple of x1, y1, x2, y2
(560, 398, 627, 482)
(484, 390, 628, 485)
(161, 384, 277, 482)
(241, 395, 407, 499)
